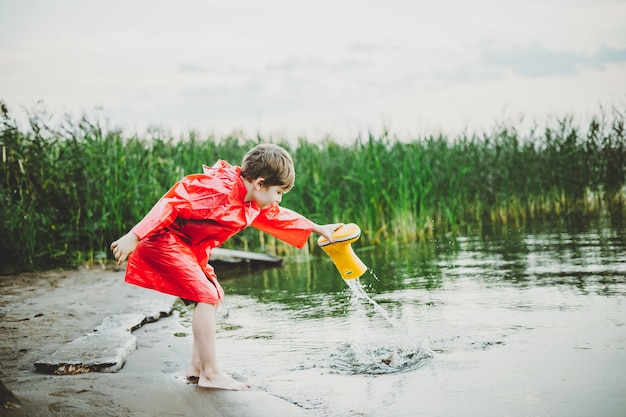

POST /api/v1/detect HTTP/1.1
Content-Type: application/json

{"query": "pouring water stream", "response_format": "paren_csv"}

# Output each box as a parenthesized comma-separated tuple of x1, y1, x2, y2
(319, 224, 432, 374)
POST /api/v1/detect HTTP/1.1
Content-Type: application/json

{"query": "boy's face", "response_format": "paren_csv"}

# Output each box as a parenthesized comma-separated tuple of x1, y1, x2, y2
(252, 181, 285, 209)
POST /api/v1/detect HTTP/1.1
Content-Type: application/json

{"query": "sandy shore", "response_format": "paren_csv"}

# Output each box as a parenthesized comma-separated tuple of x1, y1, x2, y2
(0, 266, 311, 417)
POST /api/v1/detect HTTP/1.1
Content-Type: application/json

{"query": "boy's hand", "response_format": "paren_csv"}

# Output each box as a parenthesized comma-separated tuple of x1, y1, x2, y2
(315, 223, 345, 244)
(110, 232, 139, 265)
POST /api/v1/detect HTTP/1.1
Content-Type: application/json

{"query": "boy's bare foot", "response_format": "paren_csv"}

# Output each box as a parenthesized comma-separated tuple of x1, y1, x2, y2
(198, 371, 251, 390)
(186, 365, 200, 382)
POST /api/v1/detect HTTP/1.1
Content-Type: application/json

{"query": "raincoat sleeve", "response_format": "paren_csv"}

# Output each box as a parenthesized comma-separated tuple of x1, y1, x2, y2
(130, 181, 193, 240)
(252, 204, 315, 249)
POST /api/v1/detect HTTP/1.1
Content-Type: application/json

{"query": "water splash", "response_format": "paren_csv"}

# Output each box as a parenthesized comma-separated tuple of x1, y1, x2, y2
(328, 275, 433, 375)
(329, 341, 432, 375)
(368, 267, 381, 281)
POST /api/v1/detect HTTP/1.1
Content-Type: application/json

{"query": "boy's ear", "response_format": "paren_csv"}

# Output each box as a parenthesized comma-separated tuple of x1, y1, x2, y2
(253, 178, 265, 190)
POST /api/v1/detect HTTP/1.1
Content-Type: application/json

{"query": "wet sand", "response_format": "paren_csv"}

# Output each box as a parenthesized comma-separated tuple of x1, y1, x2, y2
(0, 267, 310, 417)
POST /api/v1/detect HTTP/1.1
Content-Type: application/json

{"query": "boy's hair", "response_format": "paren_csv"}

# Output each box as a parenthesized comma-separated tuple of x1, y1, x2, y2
(241, 144, 295, 191)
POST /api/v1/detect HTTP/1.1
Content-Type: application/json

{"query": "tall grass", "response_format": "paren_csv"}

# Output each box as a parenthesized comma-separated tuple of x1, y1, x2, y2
(1, 100, 624, 274)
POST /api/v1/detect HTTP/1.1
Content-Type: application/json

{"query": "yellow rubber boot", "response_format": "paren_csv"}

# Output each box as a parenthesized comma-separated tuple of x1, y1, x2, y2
(317, 223, 367, 280)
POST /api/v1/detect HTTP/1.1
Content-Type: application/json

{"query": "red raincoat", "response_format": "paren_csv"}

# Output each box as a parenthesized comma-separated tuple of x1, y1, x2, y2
(124, 160, 315, 304)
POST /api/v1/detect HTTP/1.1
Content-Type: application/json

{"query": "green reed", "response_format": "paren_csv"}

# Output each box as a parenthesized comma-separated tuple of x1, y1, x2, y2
(1, 100, 624, 274)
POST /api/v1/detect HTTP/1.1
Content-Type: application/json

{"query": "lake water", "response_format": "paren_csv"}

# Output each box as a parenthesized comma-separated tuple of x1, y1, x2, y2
(208, 222, 626, 416)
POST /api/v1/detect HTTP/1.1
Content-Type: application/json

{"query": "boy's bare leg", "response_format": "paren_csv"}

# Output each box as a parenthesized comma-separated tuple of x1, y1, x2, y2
(191, 302, 250, 390)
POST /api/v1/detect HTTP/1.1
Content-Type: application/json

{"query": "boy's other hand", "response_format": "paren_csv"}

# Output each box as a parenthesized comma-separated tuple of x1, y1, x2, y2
(110, 232, 139, 265)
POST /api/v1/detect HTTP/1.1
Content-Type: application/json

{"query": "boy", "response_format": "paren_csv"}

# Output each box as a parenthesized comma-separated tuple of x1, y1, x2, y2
(110, 144, 342, 390)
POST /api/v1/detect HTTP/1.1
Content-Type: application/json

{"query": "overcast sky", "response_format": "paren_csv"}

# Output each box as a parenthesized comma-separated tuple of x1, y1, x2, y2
(1, 0, 625, 141)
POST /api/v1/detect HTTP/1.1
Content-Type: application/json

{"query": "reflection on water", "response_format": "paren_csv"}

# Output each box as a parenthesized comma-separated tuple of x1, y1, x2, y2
(212, 223, 626, 416)
(220, 224, 626, 302)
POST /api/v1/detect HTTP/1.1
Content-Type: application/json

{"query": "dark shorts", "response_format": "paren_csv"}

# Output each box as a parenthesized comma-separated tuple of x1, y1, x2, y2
(181, 298, 197, 306)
